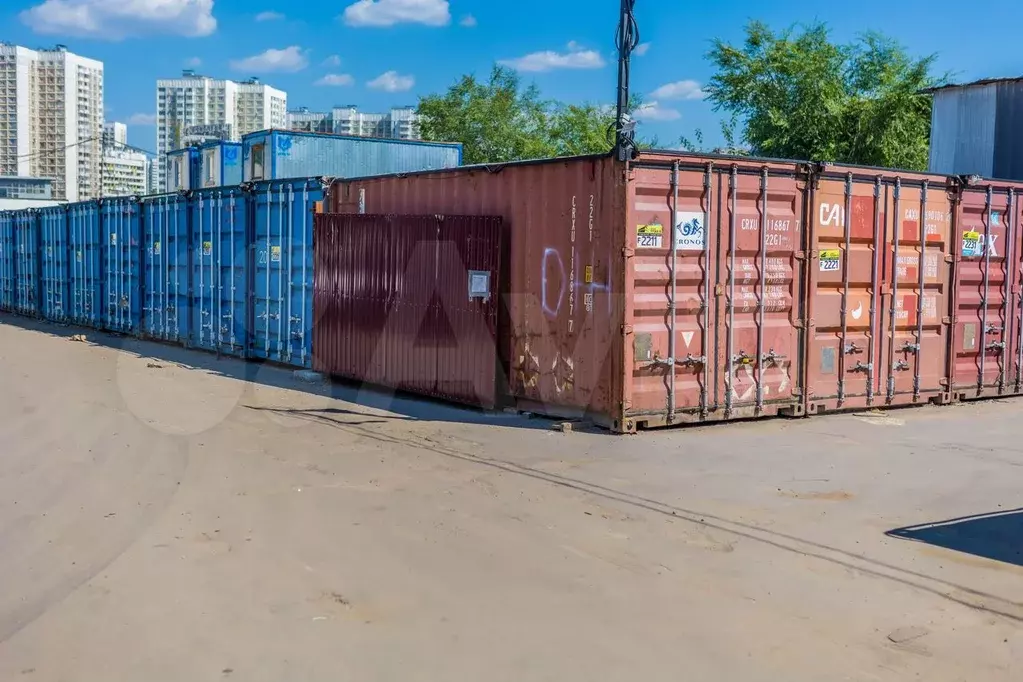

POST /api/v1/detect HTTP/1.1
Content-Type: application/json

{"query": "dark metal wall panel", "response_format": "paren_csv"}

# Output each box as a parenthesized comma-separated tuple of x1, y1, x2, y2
(329, 156, 625, 426)
(313, 213, 503, 408)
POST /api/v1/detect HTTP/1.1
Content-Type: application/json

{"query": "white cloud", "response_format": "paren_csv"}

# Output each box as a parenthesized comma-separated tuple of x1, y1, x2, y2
(634, 101, 681, 122)
(322, 54, 342, 67)
(498, 42, 606, 73)
(650, 80, 705, 101)
(316, 73, 355, 87)
(230, 46, 308, 73)
(342, 0, 450, 27)
(127, 113, 157, 125)
(459, 14, 476, 27)
(184, 56, 202, 67)
(255, 10, 284, 21)
(367, 70, 415, 92)
(634, 42, 651, 56)
(20, 0, 216, 39)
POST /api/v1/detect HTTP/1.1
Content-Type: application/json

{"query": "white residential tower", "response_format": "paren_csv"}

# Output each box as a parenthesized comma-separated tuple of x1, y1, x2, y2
(156, 70, 286, 191)
(0, 43, 104, 201)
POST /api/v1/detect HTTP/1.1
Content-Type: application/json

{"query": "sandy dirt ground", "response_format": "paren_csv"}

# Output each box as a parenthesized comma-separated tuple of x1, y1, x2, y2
(0, 316, 1020, 682)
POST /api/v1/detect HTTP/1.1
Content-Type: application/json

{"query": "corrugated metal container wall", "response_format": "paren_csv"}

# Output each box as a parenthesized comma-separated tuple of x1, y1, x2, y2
(242, 130, 462, 183)
(67, 201, 103, 327)
(250, 177, 322, 367)
(199, 142, 243, 188)
(625, 156, 807, 426)
(101, 197, 142, 333)
(950, 182, 1023, 398)
(805, 168, 953, 414)
(313, 213, 504, 408)
(38, 205, 69, 322)
(141, 194, 190, 343)
(13, 210, 39, 316)
(0, 211, 16, 311)
(331, 156, 626, 426)
(191, 187, 248, 356)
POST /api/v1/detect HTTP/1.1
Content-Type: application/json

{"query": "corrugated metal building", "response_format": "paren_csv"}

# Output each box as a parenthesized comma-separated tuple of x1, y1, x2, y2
(198, 140, 243, 188)
(927, 77, 1023, 180)
(166, 147, 201, 192)
(241, 129, 462, 182)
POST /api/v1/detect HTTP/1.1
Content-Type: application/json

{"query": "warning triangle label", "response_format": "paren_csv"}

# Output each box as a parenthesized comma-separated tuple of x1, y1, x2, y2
(682, 331, 695, 348)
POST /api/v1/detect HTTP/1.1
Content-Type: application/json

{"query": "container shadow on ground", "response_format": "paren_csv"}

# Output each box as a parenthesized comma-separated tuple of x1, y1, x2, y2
(0, 314, 557, 432)
(887, 508, 1023, 568)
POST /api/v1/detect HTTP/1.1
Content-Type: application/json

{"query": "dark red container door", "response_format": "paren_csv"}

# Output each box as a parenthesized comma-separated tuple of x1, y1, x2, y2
(313, 213, 503, 408)
(950, 185, 1021, 398)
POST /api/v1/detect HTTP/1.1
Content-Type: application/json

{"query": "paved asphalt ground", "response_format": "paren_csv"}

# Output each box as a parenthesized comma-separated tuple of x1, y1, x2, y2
(0, 316, 1020, 681)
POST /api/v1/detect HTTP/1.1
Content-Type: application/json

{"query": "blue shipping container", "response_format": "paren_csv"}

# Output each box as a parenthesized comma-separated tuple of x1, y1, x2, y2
(101, 197, 142, 334)
(39, 205, 69, 322)
(167, 147, 201, 192)
(0, 212, 15, 312)
(191, 187, 248, 356)
(13, 210, 39, 316)
(199, 141, 243, 188)
(241, 130, 462, 183)
(141, 194, 190, 343)
(67, 202, 103, 328)
(250, 178, 321, 367)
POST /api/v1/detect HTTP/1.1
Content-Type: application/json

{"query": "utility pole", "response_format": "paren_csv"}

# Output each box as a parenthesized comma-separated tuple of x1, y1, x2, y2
(614, 0, 639, 161)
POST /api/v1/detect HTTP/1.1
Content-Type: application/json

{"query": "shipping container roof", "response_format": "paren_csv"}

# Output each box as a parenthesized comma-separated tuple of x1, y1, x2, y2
(921, 76, 1023, 94)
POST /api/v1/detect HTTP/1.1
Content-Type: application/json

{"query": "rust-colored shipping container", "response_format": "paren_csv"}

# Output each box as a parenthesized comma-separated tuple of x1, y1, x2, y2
(328, 152, 1023, 431)
(804, 166, 954, 412)
(949, 180, 1023, 399)
(331, 156, 628, 426)
(313, 213, 503, 408)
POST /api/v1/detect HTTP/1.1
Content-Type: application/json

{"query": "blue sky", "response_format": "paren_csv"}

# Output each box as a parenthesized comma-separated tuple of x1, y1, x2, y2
(3, 0, 1023, 153)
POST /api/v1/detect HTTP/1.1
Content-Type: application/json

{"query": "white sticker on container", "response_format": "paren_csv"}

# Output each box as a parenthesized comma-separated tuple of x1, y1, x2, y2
(202, 241, 213, 256)
(110, 232, 117, 246)
(637, 223, 663, 248)
(819, 249, 841, 272)
(271, 246, 282, 262)
(152, 241, 161, 256)
(675, 212, 706, 251)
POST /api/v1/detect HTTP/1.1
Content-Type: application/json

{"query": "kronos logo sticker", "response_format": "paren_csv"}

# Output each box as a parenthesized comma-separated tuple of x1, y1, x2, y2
(676, 212, 706, 250)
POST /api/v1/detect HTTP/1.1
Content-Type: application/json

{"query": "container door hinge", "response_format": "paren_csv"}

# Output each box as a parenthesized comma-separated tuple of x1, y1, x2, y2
(793, 319, 805, 329)
(791, 387, 804, 397)
(622, 324, 634, 335)
(623, 246, 635, 258)
(794, 250, 807, 261)
(945, 254, 955, 264)
(939, 378, 950, 387)
(942, 316, 953, 325)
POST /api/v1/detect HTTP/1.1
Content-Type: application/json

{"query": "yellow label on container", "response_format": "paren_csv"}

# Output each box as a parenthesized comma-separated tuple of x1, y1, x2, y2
(637, 224, 663, 235)
(819, 249, 841, 272)
(584, 265, 593, 284)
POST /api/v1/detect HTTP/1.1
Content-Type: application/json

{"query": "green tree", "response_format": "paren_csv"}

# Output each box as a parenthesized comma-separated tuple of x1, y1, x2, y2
(418, 66, 555, 165)
(704, 21, 943, 170)
(418, 66, 646, 164)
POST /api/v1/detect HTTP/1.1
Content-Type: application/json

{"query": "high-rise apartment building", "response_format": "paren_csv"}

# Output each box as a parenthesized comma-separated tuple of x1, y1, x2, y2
(286, 106, 421, 140)
(101, 148, 147, 197)
(100, 120, 146, 197)
(103, 121, 127, 149)
(155, 70, 286, 191)
(0, 43, 104, 201)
